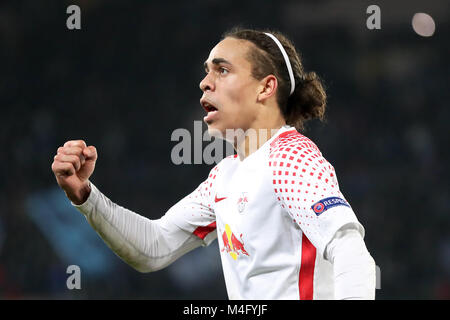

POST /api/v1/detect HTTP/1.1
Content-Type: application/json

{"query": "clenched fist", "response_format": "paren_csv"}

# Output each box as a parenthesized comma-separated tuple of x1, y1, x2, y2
(51, 140, 97, 205)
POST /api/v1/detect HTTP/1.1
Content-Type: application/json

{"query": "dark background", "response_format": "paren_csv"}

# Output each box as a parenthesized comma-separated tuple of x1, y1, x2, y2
(0, 0, 448, 299)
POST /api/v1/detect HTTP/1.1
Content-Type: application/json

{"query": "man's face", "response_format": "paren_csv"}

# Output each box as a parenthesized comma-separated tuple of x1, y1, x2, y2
(200, 37, 261, 137)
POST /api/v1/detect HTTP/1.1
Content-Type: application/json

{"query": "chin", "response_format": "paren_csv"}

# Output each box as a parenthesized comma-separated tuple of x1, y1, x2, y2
(207, 122, 248, 145)
(206, 123, 226, 140)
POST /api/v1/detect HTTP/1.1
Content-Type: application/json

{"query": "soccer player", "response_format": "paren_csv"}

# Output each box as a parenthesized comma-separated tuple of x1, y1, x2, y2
(51, 28, 376, 299)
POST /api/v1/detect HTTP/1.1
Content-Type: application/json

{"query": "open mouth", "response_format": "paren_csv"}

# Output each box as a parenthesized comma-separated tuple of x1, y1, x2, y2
(201, 101, 218, 113)
(201, 99, 220, 123)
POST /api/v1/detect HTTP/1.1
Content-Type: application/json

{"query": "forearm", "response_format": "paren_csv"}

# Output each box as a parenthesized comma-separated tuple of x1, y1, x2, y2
(326, 227, 376, 300)
(73, 182, 202, 272)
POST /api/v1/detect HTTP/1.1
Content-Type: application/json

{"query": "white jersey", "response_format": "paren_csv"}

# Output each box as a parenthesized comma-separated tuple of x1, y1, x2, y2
(163, 125, 364, 299)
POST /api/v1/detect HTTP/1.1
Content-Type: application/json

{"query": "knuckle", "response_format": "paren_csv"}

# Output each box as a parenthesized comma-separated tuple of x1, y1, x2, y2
(64, 139, 87, 148)
(75, 140, 87, 148)
(63, 162, 74, 171)
(63, 162, 72, 169)
(67, 146, 83, 155)
(70, 155, 80, 165)
(68, 147, 79, 155)
(52, 162, 64, 173)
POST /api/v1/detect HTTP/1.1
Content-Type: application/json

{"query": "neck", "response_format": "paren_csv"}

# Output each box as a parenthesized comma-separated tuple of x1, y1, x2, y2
(234, 120, 287, 161)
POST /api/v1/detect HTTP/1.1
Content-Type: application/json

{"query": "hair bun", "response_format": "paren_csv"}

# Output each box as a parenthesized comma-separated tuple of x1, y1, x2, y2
(286, 71, 327, 131)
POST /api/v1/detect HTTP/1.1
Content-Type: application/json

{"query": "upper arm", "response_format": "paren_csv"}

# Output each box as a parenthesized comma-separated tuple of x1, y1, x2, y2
(269, 135, 364, 256)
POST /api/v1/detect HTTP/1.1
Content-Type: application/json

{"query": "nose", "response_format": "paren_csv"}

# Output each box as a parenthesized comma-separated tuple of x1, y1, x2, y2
(199, 73, 214, 92)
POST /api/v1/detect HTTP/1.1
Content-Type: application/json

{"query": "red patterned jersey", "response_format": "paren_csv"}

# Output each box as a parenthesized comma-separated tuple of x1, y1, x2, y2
(165, 125, 364, 299)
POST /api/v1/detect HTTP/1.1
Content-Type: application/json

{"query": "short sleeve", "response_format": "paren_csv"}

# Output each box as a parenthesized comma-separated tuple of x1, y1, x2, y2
(163, 163, 221, 246)
(269, 131, 364, 256)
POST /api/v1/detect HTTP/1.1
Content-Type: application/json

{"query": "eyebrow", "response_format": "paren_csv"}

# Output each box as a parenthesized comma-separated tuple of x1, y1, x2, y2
(203, 58, 232, 71)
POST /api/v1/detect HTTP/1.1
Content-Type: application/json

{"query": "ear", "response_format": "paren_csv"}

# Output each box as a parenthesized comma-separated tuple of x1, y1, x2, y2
(256, 75, 278, 103)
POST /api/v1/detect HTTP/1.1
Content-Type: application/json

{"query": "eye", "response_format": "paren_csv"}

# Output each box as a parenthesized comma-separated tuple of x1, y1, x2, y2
(219, 67, 229, 75)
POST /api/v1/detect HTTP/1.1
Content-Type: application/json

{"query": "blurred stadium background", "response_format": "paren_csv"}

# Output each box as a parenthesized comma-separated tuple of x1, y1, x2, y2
(0, 0, 448, 299)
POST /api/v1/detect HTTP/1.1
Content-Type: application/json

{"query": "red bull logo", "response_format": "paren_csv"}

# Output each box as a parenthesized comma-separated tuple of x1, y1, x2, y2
(221, 224, 249, 260)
